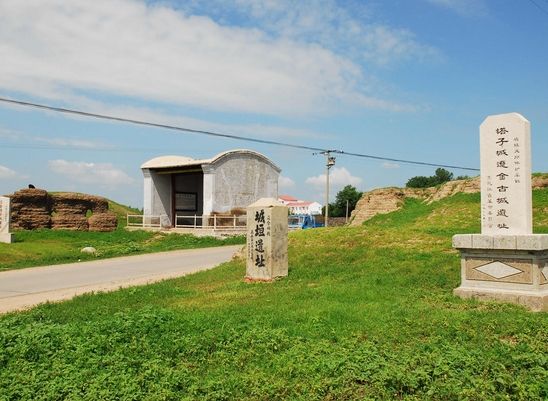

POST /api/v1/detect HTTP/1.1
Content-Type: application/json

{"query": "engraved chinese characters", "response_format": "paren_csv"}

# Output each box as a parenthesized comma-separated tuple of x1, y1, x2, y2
(480, 113, 532, 235)
(453, 113, 547, 311)
(0, 196, 13, 243)
(246, 198, 288, 281)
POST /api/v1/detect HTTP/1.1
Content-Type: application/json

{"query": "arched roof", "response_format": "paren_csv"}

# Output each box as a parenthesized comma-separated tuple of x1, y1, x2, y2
(140, 155, 195, 169)
(141, 149, 280, 172)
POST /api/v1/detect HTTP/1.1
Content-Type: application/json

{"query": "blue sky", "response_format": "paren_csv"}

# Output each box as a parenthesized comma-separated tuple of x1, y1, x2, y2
(0, 0, 547, 208)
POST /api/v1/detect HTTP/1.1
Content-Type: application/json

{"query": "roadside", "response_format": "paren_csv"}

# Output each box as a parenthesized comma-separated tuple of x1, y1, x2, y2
(0, 229, 245, 272)
(0, 244, 242, 314)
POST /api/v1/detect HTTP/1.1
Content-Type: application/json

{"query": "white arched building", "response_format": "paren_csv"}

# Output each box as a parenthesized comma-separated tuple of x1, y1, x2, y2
(141, 149, 280, 227)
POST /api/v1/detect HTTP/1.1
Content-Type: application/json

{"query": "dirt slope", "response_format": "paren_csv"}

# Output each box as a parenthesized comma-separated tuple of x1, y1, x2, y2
(349, 174, 548, 226)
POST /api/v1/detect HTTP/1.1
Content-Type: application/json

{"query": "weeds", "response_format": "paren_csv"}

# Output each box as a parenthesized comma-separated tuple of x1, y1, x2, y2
(0, 190, 547, 400)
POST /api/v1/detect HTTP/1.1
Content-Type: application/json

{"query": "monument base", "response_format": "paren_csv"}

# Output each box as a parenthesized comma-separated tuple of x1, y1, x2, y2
(0, 233, 13, 244)
(452, 234, 548, 312)
(453, 287, 547, 312)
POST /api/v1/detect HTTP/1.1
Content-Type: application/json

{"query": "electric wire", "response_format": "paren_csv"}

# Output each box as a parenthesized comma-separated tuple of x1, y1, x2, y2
(528, 0, 548, 15)
(0, 143, 177, 153)
(0, 96, 480, 171)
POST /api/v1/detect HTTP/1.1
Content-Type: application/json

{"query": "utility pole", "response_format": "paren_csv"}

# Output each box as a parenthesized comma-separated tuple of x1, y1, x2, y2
(313, 150, 337, 227)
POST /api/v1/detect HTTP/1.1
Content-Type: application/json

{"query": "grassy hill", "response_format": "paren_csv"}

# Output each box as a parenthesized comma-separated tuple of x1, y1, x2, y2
(0, 190, 547, 400)
(107, 198, 142, 227)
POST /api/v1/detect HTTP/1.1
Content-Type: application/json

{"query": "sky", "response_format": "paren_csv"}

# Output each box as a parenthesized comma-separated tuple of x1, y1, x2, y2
(0, 0, 547, 208)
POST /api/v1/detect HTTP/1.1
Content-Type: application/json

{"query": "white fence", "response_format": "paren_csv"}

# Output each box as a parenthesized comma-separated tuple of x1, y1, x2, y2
(126, 213, 247, 231)
(126, 214, 169, 228)
(175, 214, 246, 230)
(127, 213, 313, 232)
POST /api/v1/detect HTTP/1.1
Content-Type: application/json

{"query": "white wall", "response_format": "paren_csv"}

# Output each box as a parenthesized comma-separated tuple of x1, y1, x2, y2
(143, 169, 172, 224)
(211, 154, 279, 213)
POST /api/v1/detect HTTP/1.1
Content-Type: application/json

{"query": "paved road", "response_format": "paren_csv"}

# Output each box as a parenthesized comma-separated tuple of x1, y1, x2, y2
(0, 245, 242, 314)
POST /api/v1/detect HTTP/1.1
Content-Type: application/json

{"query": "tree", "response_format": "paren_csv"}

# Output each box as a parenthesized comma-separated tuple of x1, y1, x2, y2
(433, 168, 453, 183)
(329, 185, 362, 217)
(406, 168, 454, 188)
(405, 175, 432, 189)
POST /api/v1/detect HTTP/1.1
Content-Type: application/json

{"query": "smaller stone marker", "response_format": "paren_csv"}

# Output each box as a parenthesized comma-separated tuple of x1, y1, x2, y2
(246, 198, 288, 281)
(0, 196, 13, 244)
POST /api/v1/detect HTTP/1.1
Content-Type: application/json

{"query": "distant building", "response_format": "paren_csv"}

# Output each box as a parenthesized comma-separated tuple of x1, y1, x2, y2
(278, 195, 322, 215)
(142, 149, 280, 226)
(278, 195, 299, 204)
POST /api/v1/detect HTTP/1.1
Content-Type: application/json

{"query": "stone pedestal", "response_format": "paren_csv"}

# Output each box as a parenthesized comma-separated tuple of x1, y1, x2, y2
(453, 234, 548, 311)
(246, 198, 288, 281)
(0, 233, 13, 244)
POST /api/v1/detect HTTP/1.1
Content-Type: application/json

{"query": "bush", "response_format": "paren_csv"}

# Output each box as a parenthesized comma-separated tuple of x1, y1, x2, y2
(406, 168, 454, 188)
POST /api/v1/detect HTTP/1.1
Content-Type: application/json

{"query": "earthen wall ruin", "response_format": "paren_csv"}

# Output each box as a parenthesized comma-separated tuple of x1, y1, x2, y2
(8, 188, 117, 231)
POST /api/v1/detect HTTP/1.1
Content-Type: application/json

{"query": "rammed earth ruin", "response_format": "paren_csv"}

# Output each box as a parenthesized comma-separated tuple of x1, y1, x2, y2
(8, 188, 117, 232)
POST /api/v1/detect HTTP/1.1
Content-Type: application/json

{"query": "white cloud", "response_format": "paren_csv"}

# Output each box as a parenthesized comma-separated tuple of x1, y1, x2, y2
(203, 0, 438, 65)
(0, 165, 18, 179)
(0, 128, 21, 141)
(0, 0, 431, 116)
(34, 137, 109, 150)
(0, 126, 111, 149)
(425, 0, 487, 16)
(305, 167, 362, 189)
(278, 175, 296, 190)
(382, 162, 400, 169)
(65, 98, 323, 140)
(48, 160, 135, 188)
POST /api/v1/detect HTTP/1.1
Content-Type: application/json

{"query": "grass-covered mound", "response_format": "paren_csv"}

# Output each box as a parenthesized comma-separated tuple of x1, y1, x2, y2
(0, 190, 547, 400)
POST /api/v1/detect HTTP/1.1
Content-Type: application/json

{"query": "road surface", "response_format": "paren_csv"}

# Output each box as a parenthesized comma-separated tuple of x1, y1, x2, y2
(0, 245, 242, 314)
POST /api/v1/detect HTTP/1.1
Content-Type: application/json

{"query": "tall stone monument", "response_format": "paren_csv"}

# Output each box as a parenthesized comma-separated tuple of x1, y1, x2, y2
(453, 113, 547, 311)
(246, 198, 288, 281)
(0, 196, 13, 243)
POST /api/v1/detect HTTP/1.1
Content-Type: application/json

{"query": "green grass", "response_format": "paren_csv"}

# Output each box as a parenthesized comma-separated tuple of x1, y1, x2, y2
(107, 198, 142, 228)
(0, 190, 547, 400)
(0, 230, 245, 271)
(0, 193, 244, 271)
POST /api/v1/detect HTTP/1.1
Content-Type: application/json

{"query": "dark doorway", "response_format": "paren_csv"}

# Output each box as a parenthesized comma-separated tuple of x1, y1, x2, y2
(172, 171, 204, 227)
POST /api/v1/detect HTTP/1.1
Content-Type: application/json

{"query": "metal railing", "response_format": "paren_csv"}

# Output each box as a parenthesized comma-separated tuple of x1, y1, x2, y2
(127, 213, 324, 231)
(175, 214, 247, 230)
(126, 214, 168, 228)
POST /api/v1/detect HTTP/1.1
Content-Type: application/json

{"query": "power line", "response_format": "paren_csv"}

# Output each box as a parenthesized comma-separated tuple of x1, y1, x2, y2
(0, 96, 480, 172)
(338, 150, 477, 171)
(0, 143, 176, 153)
(527, 0, 548, 16)
(0, 97, 326, 153)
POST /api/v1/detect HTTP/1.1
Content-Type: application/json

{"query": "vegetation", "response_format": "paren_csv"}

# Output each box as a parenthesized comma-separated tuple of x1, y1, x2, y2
(0, 195, 243, 271)
(107, 199, 142, 227)
(0, 189, 547, 400)
(324, 185, 362, 217)
(406, 168, 455, 188)
(0, 230, 245, 271)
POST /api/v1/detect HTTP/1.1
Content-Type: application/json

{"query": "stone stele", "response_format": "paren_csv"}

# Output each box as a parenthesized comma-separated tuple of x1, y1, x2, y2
(0, 196, 13, 244)
(453, 113, 547, 311)
(480, 112, 532, 235)
(246, 198, 288, 281)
